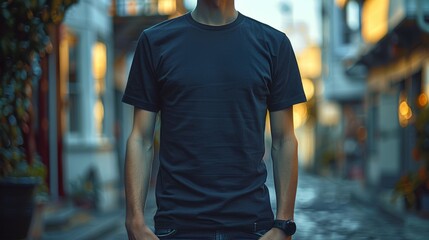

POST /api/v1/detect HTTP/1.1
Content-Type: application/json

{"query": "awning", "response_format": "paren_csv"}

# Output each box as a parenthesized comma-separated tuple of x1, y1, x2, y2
(346, 0, 429, 76)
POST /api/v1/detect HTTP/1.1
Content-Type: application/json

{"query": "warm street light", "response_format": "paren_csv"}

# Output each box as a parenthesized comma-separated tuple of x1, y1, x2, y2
(294, 103, 308, 129)
(92, 42, 107, 81)
(158, 0, 176, 15)
(94, 99, 105, 135)
(418, 93, 428, 108)
(362, 0, 389, 44)
(92, 41, 107, 135)
(398, 94, 413, 127)
(297, 45, 321, 80)
(302, 78, 315, 101)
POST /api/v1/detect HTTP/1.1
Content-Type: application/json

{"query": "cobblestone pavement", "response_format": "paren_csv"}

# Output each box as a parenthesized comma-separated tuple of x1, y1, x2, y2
(291, 173, 407, 240)
(103, 167, 426, 240)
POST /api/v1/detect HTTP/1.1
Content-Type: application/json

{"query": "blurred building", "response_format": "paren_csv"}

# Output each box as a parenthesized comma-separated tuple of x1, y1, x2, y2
(351, 0, 429, 190)
(53, 0, 118, 211)
(35, 0, 189, 212)
(278, 1, 320, 170)
(322, 0, 429, 208)
(319, 0, 366, 178)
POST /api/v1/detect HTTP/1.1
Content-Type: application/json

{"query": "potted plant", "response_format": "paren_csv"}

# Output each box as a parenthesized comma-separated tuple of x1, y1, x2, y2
(0, 1, 77, 239)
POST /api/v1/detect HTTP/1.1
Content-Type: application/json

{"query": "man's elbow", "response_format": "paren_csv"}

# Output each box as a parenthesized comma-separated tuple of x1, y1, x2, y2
(127, 132, 154, 151)
(271, 134, 298, 151)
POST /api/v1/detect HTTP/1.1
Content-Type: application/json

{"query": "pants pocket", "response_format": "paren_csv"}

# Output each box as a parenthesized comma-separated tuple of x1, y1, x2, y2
(155, 228, 177, 238)
(253, 229, 270, 237)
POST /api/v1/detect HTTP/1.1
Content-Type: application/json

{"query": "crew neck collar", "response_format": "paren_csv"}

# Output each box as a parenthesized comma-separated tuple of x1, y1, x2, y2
(186, 11, 244, 31)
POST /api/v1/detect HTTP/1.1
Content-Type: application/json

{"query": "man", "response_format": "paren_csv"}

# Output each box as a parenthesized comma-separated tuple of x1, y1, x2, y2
(123, 0, 306, 239)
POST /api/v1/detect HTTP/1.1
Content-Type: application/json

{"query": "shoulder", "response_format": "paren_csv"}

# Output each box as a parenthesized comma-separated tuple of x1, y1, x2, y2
(141, 13, 189, 41)
(242, 14, 287, 41)
(146, 13, 188, 32)
(241, 13, 291, 50)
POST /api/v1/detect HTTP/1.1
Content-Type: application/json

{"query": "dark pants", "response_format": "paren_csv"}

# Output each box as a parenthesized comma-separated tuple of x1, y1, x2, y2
(155, 228, 270, 240)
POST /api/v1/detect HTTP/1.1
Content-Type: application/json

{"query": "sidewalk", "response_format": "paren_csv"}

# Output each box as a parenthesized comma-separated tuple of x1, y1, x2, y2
(41, 188, 157, 240)
(41, 170, 429, 240)
(41, 205, 124, 240)
(327, 176, 429, 240)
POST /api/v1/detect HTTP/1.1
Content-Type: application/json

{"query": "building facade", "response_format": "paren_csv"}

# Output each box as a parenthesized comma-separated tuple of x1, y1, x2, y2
(319, 0, 366, 178)
(352, 0, 429, 191)
(324, 0, 429, 212)
(57, 0, 119, 210)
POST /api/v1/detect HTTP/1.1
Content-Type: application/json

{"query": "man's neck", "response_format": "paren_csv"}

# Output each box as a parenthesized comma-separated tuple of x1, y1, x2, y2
(191, 0, 238, 26)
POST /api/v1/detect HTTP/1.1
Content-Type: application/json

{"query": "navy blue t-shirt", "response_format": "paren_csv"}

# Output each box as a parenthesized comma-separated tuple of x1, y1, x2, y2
(122, 12, 306, 230)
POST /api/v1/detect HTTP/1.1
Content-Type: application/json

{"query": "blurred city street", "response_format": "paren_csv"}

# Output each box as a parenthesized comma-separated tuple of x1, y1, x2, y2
(91, 168, 429, 240)
(3, 0, 429, 239)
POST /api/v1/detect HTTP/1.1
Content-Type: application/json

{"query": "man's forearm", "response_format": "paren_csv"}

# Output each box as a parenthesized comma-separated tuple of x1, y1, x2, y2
(125, 136, 154, 222)
(271, 136, 298, 220)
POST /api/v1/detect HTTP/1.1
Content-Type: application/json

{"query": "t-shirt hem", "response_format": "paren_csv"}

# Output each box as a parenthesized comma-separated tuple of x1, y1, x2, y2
(155, 218, 274, 230)
(122, 94, 160, 112)
(268, 93, 307, 112)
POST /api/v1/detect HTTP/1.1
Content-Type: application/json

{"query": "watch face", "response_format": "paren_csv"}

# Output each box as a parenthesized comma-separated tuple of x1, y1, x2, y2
(274, 220, 296, 236)
(286, 221, 296, 235)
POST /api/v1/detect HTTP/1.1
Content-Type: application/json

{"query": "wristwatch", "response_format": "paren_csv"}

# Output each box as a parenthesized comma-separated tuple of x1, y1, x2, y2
(272, 219, 296, 236)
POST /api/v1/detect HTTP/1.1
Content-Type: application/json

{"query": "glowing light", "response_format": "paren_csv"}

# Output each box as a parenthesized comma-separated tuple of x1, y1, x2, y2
(418, 93, 428, 108)
(362, 0, 389, 44)
(158, 0, 176, 15)
(297, 46, 321, 79)
(94, 99, 105, 135)
(302, 78, 315, 100)
(398, 98, 412, 127)
(399, 101, 412, 119)
(336, 0, 348, 8)
(318, 101, 340, 126)
(92, 42, 107, 81)
(293, 103, 308, 129)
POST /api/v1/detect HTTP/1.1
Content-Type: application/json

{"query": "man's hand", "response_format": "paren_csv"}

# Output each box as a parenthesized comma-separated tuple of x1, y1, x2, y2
(125, 216, 159, 240)
(259, 228, 292, 240)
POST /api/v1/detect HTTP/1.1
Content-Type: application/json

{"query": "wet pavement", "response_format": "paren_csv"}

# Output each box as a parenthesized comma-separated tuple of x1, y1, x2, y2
(292, 173, 405, 240)
(102, 164, 428, 240)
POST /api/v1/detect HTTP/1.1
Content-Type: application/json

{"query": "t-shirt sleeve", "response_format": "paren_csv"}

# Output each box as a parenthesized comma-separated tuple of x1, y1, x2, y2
(267, 35, 307, 112)
(122, 32, 161, 112)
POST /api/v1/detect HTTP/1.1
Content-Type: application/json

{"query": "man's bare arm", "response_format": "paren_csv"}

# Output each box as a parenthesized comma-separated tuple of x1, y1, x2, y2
(261, 107, 298, 240)
(125, 108, 158, 240)
(270, 107, 298, 220)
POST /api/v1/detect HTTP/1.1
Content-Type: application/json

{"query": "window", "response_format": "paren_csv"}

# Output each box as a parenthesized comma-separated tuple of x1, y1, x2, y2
(92, 41, 107, 136)
(115, 0, 176, 16)
(60, 28, 81, 134)
(341, 0, 362, 44)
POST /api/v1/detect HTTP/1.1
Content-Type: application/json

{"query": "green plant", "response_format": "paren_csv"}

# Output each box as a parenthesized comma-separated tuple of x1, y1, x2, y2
(0, 0, 78, 180)
(393, 106, 429, 209)
(69, 168, 100, 209)
(393, 170, 427, 209)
